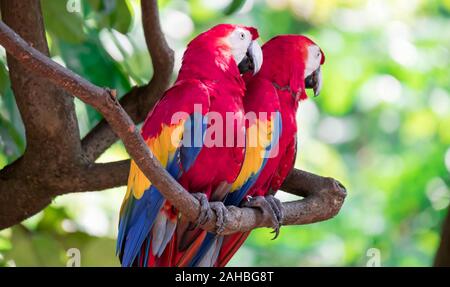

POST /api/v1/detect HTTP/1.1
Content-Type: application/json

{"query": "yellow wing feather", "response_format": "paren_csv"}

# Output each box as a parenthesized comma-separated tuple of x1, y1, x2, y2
(124, 121, 185, 201)
(231, 118, 274, 191)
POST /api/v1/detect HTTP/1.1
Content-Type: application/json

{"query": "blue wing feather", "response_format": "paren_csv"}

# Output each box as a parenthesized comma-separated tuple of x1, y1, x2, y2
(180, 113, 208, 171)
(117, 113, 208, 266)
(121, 186, 164, 267)
(188, 111, 282, 267)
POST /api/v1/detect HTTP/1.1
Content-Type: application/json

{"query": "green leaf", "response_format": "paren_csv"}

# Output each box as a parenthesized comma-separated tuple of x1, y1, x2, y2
(57, 38, 131, 126)
(0, 237, 12, 251)
(0, 62, 26, 159)
(224, 0, 246, 15)
(87, 0, 103, 11)
(41, 0, 86, 44)
(109, 0, 133, 34)
(5, 227, 64, 266)
(82, 238, 120, 266)
(0, 62, 9, 94)
(87, 0, 133, 33)
(0, 114, 24, 162)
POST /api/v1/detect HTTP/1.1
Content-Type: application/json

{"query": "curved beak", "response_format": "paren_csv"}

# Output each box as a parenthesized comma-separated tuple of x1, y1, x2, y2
(238, 40, 263, 75)
(305, 67, 322, 97)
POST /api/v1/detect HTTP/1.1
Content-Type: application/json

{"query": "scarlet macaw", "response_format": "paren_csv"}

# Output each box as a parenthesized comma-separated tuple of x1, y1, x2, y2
(188, 35, 325, 267)
(116, 24, 263, 267)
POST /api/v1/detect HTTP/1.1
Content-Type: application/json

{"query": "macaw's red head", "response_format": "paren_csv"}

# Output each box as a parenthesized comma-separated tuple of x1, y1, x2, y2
(256, 35, 325, 101)
(179, 24, 263, 82)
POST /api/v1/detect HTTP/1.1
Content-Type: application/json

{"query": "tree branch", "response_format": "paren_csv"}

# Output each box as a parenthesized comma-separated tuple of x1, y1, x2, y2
(0, 18, 346, 234)
(0, 0, 82, 166)
(81, 0, 174, 162)
(434, 208, 450, 266)
(66, 159, 344, 201)
(64, 160, 131, 193)
(0, 0, 85, 227)
(69, 160, 346, 234)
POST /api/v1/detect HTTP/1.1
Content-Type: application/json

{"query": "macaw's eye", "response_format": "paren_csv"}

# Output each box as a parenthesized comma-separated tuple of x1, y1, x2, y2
(240, 32, 246, 40)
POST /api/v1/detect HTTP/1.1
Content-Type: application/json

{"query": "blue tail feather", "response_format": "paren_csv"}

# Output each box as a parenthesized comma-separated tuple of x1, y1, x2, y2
(118, 113, 208, 266)
(121, 187, 165, 267)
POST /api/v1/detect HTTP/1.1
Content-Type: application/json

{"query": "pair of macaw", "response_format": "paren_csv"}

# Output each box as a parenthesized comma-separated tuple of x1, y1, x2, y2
(117, 24, 325, 267)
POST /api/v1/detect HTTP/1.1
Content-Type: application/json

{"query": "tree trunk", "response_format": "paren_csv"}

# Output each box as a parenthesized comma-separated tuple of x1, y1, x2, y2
(434, 209, 450, 266)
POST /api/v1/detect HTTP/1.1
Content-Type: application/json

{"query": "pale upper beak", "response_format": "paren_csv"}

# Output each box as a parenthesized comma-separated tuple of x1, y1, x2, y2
(305, 66, 322, 97)
(237, 40, 263, 75)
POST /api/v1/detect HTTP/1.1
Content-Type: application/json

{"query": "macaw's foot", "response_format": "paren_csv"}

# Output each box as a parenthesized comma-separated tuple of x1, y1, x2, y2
(242, 195, 285, 239)
(191, 193, 229, 235)
(192, 193, 210, 227)
(210, 201, 229, 235)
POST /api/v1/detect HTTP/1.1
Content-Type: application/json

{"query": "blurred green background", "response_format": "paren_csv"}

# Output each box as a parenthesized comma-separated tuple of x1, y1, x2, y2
(1, 0, 449, 266)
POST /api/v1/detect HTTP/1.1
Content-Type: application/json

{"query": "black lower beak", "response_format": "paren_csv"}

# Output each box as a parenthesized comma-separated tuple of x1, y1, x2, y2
(304, 67, 322, 97)
(238, 52, 254, 74)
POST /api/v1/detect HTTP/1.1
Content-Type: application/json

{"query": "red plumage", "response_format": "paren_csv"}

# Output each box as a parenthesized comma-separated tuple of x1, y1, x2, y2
(217, 35, 326, 266)
(117, 24, 261, 267)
